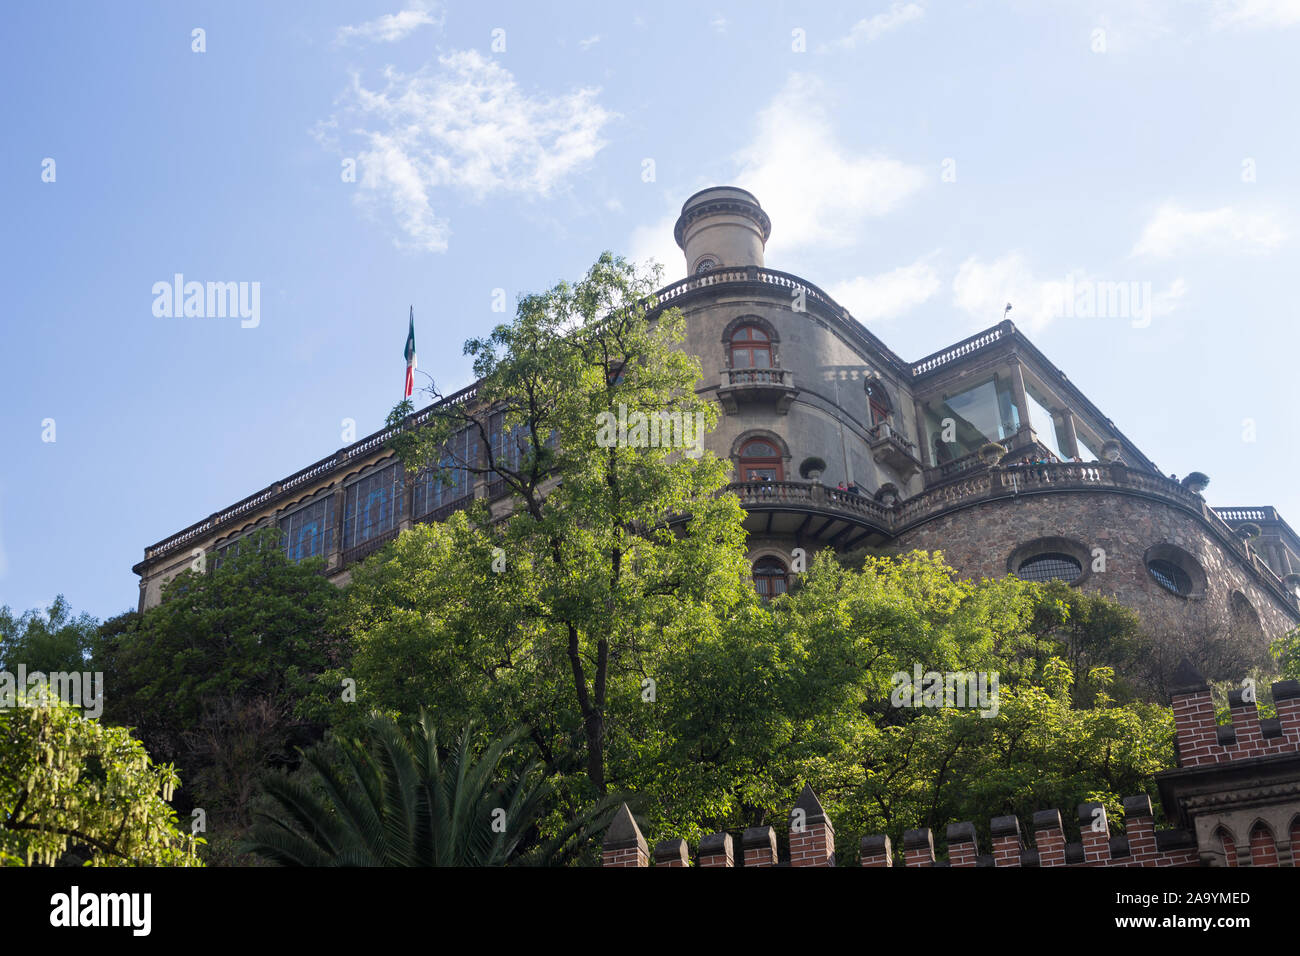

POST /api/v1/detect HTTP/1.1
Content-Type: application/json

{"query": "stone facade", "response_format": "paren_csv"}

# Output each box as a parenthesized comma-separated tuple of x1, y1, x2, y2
(895, 487, 1296, 640)
(133, 186, 1300, 648)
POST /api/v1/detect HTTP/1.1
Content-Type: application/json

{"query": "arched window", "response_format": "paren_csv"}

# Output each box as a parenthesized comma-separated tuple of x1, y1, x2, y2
(1015, 552, 1082, 584)
(1249, 823, 1278, 867)
(1216, 827, 1238, 868)
(739, 438, 783, 481)
(865, 380, 891, 427)
(752, 556, 789, 600)
(695, 257, 718, 275)
(1148, 559, 1193, 596)
(1230, 591, 1263, 641)
(729, 325, 772, 370)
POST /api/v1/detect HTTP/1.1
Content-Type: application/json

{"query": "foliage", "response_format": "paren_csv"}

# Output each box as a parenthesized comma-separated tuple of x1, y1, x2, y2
(92, 527, 348, 835)
(244, 713, 620, 866)
(0, 693, 203, 866)
(0, 595, 98, 674)
(376, 252, 754, 797)
(1272, 628, 1300, 683)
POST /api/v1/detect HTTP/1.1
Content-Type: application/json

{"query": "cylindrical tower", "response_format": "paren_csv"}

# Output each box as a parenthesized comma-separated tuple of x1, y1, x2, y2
(673, 186, 771, 274)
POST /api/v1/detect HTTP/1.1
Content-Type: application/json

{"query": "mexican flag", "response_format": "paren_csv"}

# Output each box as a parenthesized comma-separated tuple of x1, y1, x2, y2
(403, 306, 416, 398)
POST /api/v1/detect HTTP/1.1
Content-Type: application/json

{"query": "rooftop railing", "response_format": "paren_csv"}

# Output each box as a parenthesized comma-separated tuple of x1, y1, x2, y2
(910, 321, 1011, 377)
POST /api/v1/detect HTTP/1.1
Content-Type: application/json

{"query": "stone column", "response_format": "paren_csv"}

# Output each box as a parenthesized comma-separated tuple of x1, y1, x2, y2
(1005, 359, 1030, 443)
(328, 485, 346, 569)
(1055, 409, 1080, 459)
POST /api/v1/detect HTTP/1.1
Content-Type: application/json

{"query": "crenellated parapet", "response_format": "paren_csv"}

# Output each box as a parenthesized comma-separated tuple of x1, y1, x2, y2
(602, 669, 1300, 868)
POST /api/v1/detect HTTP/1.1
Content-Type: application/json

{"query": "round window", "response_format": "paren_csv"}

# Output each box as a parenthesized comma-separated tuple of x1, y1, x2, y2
(1148, 559, 1193, 596)
(1016, 552, 1082, 583)
(695, 257, 718, 275)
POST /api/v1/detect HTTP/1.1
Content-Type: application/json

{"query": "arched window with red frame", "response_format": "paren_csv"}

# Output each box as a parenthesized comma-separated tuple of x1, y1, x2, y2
(739, 438, 783, 481)
(866, 380, 891, 427)
(752, 556, 790, 600)
(729, 325, 772, 370)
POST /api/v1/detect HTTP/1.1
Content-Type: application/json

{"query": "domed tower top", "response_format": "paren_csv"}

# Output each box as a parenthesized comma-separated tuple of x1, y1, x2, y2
(673, 186, 771, 275)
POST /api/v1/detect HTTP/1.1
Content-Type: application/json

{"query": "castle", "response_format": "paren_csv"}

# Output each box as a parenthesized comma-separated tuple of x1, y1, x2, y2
(133, 187, 1300, 659)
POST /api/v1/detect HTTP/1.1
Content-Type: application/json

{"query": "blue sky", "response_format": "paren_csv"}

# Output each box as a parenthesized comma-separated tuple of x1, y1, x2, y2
(3, 0, 1298, 621)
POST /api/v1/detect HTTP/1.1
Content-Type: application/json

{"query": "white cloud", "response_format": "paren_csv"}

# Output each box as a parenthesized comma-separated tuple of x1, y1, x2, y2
(953, 253, 1058, 330)
(1212, 0, 1300, 28)
(325, 51, 615, 252)
(579, 34, 601, 50)
(710, 14, 728, 33)
(733, 73, 927, 255)
(629, 210, 685, 282)
(836, 2, 925, 48)
(1152, 276, 1188, 317)
(337, 1, 442, 45)
(828, 260, 940, 322)
(1132, 202, 1287, 258)
(954, 254, 1188, 331)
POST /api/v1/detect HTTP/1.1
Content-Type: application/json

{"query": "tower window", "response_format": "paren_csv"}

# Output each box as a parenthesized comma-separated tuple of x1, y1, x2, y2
(866, 381, 892, 427)
(752, 556, 789, 600)
(738, 438, 783, 481)
(730, 325, 772, 370)
(695, 257, 718, 275)
(1015, 552, 1082, 583)
(1147, 559, 1193, 596)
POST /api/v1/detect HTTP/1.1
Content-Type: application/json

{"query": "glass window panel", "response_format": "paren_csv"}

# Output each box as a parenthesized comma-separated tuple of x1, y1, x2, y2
(281, 497, 333, 562)
(343, 463, 402, 548)
(1025, 389, 1064, 460)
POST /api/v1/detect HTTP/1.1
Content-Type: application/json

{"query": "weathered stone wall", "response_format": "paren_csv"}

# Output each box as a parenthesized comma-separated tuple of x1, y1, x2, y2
(681, 291, 920, 494)
(892, 487, 1296, 641)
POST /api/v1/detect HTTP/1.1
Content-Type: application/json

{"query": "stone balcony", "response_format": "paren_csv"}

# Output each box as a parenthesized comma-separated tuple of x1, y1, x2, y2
(868, 421, 922, 478)
(717, 366, 798, 414)
(728, 462, 1300, 612)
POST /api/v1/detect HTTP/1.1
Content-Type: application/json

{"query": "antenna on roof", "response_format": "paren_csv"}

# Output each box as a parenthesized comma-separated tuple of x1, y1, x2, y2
(1004, 302, 1012, 316)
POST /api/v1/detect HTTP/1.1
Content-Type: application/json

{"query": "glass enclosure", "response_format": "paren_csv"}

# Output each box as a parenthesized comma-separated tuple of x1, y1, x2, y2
(924, 375, 1020, 465)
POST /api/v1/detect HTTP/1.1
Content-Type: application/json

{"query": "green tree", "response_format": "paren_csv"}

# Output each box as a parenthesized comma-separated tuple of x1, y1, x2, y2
(244, 713, 619, 866)
(1271, 627, 1300, 683)
(0, 595, 98, 674)
(0, 694, 203, 866)
(374, 252, 754, 796)
(94, 527, 347, 837)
